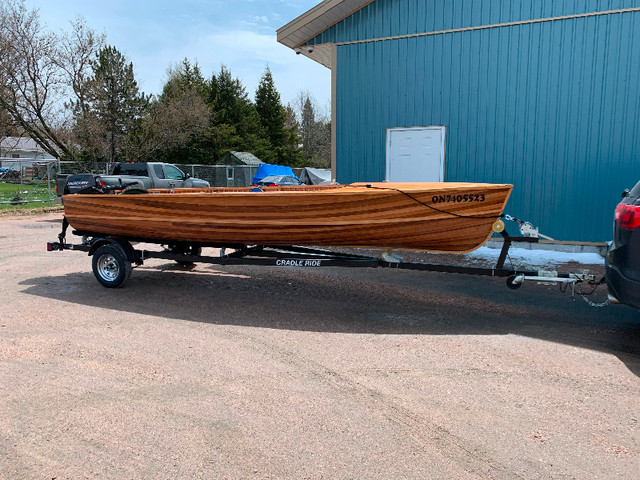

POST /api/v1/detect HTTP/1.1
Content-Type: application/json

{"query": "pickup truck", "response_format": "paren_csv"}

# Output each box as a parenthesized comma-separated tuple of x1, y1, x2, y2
(56, 162, 210, 195)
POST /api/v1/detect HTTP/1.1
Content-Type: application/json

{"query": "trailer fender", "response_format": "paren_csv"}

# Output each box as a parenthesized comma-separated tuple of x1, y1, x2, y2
(88, 238, 139, 263)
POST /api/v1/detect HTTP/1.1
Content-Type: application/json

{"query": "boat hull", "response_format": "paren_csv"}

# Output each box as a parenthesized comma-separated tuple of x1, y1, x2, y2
(62, 182, 513, 253)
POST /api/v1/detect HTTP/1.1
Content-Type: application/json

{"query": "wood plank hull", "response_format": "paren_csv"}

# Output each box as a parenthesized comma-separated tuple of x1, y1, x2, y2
(62, 182, 513, 253)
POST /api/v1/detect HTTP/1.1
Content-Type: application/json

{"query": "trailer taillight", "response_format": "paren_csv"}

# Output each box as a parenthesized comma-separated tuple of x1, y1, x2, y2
(615, 203, 640, 230)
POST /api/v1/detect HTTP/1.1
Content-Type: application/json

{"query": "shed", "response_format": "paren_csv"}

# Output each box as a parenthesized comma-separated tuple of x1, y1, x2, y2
(278, 0, 640, 242)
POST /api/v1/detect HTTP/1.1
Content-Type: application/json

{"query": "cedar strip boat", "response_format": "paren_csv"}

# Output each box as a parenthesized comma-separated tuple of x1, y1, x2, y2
(61, 182, 513, 253)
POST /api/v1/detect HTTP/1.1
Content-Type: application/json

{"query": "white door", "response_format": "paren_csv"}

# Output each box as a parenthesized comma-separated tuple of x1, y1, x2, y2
(385, 126, 445, 182)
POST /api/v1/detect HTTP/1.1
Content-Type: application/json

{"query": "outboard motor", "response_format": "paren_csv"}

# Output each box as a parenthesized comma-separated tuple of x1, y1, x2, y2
(64, 174, 105, 194)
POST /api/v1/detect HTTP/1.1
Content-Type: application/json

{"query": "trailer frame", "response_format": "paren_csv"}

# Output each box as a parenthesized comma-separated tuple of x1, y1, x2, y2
(46, 224, 600, 291)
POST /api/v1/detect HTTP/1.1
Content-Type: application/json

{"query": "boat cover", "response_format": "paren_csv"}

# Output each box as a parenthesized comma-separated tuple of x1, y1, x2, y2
(299, 167, 331, 185)
(252, 163, 299, 184)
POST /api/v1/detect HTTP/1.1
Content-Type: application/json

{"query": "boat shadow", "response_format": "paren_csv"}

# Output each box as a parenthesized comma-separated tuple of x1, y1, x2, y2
(19, 261, 640, 376)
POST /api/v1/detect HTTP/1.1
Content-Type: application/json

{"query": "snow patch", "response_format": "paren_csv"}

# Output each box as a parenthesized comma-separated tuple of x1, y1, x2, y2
(464, 246, 604, 269)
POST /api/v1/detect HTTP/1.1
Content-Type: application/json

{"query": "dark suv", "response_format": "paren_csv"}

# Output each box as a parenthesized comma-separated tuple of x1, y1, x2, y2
(606, 181, 640, 309)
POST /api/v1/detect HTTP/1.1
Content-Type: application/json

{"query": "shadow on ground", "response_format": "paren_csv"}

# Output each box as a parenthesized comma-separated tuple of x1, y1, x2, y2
(20, 261, 640, 376)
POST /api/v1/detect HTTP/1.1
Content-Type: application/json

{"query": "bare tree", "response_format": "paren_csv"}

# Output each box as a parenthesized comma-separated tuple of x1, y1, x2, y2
(290, 91, 331, 168)
(126, 90, 209, 162)
(0, 0, 102, 159)
(60, 17, 104, 117)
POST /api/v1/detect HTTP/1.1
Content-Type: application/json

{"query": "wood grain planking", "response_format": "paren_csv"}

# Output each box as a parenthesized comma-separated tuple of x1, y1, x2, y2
(63, 182, 512, 253)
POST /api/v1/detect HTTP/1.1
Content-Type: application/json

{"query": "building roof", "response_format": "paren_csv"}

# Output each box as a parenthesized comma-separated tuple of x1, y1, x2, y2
(226, 151, 262, 166)
(276, 0, 372, 68)
(0, 136, 47, 153)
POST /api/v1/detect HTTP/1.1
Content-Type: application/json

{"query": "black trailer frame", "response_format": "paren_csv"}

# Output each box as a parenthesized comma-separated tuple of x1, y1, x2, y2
(46, 224, 600, 291)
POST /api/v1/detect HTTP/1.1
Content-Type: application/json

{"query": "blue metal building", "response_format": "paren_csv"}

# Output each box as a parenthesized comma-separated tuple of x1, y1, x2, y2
(278, 0, 640, 242)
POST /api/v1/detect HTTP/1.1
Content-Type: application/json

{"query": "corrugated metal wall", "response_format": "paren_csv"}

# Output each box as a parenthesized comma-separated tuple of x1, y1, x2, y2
(311, 0, 640, 44)
(324, 2, 640, 241)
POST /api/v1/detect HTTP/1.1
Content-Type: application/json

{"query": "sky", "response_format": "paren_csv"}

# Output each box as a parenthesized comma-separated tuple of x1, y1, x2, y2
(23, 0, 330, 109)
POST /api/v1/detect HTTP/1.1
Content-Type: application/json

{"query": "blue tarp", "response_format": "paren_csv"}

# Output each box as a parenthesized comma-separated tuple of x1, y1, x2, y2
(252, 163, 298, 184)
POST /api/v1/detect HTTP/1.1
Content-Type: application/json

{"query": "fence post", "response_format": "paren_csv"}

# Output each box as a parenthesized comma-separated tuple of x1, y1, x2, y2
(46, 162, 52, 206)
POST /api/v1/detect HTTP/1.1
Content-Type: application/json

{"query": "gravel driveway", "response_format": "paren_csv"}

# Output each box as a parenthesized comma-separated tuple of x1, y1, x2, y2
(1, 212, 639, 479)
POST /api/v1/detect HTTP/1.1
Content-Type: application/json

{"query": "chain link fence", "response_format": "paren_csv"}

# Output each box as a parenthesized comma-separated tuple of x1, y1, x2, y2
(0, 158, 60, 207)
(1, 160, 304, 207)
(56, 162, 303, 187)
(58, 163, 279, 187)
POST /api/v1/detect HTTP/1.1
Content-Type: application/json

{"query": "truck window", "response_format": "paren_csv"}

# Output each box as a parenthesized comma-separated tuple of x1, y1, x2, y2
(153, 164, 165, 179)
(112, 163, 149, 176)
(164, 165, 184, 180)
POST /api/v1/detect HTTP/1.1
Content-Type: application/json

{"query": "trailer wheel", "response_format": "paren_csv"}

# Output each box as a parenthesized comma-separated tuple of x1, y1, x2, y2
(92, 244, 132, 288)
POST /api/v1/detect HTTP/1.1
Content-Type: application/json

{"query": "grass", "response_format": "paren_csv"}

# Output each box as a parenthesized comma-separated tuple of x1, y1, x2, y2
(0, 180, 60, 211)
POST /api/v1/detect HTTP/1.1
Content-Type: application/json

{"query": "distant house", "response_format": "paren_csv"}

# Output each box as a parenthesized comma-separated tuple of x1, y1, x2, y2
(0, 136, 57, 179)
(0, 137, 56, 160)
(218, 151, 262, 166)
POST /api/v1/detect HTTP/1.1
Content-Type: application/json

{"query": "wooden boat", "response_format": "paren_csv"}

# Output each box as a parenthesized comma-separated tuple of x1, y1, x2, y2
(61, 182, 513, 253)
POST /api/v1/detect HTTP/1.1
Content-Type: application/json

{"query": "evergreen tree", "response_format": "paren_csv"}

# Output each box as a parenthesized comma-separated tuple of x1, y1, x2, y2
(137, 58, 211, 164)
(76, 45, 149, 162)
(206, 65, 271, 163)
(255, 67, 305, 166)
(300, 97, 314, 154)
(161, 58, 207, 101)
(255, 67, 285, 149)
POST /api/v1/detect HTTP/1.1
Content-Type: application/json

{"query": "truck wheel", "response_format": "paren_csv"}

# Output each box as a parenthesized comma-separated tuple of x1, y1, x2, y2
(92, 244, 132, 288)
(122, 186, 149, 194)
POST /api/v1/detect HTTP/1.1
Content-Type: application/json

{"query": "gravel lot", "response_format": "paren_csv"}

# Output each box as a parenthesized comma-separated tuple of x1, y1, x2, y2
(1, 212, 639, 479)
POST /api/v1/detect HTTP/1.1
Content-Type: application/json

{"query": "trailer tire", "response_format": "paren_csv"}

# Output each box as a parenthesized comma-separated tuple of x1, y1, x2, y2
(92, 244, 132, 288)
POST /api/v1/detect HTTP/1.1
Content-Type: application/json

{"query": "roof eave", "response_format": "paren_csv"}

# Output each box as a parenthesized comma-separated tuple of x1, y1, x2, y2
(277, 0, 372, 67)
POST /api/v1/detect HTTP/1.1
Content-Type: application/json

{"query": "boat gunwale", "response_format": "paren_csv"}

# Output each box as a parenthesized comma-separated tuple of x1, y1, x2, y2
(137, 182, 515, 196)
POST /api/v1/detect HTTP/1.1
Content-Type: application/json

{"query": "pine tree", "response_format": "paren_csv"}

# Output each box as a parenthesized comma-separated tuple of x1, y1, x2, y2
(206, 65, 271, 163)
(77, 45, 149, 162)
(161, 58, 207, 101)
(255, 67, 305, 166)
(301, 97, 315, 155)
(255, 67, 285, 149)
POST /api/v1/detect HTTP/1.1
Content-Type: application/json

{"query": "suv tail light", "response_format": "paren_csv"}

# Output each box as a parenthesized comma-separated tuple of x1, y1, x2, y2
(615, 203, 640, 230)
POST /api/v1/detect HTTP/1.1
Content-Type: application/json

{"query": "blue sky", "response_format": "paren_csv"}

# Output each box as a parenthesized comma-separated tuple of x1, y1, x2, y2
(23, 0, 330, 108)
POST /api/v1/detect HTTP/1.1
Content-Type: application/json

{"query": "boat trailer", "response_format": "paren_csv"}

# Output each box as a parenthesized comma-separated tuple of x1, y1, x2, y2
(46, 219, 606, 304)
